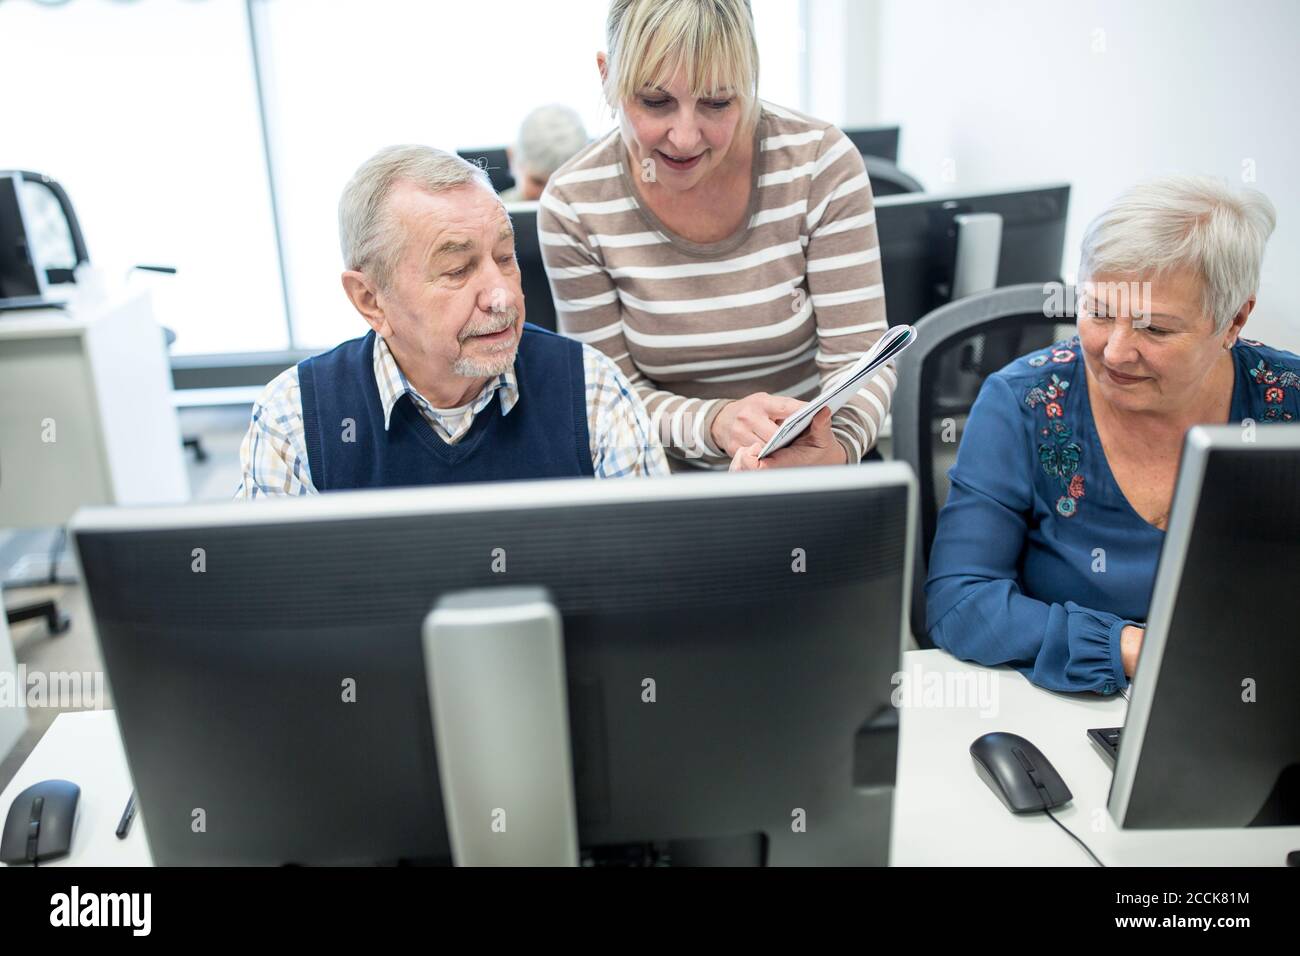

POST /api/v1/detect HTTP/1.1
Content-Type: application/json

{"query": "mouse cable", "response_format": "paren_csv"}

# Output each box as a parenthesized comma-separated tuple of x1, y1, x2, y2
(1044, 806, 1105, 866)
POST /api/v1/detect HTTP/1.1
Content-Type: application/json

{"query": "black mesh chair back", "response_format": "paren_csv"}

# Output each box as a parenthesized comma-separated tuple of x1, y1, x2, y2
(893, 283, 1077, 645)
(863, 156, 924, 197)
(504, 202, 558, 333)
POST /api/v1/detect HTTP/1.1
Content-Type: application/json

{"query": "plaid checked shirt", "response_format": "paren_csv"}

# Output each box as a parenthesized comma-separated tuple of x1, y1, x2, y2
(235, 334, 668, 497)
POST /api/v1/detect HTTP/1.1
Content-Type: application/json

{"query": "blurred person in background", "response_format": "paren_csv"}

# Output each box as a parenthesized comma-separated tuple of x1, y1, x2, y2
(500, 104, 590, 202)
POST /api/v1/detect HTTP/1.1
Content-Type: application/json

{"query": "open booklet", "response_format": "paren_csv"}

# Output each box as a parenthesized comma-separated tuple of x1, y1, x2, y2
(757, 324, 916, 460)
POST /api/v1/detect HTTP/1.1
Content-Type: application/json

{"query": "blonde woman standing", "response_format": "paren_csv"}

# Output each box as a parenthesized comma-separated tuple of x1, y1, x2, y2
(539, 0, 893, 470)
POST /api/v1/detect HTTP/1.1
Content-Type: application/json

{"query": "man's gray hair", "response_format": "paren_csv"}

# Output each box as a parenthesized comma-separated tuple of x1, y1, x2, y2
(1079, 175, 1277, 334)
(514, 104, 589, 181)
(339, 145, 492, 291)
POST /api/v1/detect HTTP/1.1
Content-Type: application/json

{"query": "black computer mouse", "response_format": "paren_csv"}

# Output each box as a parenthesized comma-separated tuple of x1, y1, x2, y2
(1, 779, 80, 865)
(970, 732, 1072, 813)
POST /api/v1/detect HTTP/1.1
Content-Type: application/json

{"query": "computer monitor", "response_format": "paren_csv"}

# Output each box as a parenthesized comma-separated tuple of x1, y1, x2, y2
(72, 464, 915, 865)
(1108, 424, 1300, 829)
(505, 201, 557, 332)
(843, 126, 900, 163)
(876, 183, 1071, 419)
(875, 182, 1070, 328)
(456, 146, 515, 195)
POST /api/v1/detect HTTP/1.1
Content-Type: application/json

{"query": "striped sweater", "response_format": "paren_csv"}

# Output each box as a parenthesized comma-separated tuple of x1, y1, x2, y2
(537, 100, 894, 468)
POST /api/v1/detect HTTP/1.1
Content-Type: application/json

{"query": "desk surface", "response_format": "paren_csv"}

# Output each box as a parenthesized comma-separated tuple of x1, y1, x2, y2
(1, 709, 150, 866)
(4, 650, 1297, 866)
(891, 651, 1299, 865)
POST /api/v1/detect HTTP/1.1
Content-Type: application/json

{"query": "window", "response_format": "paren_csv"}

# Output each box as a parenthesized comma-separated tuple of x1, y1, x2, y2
(257, 0, 806, 350)
(3, 0, 806, 355)
(0, 0, 288, 354)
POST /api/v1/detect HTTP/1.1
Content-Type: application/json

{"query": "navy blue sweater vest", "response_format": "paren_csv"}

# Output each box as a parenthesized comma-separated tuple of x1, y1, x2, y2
(298, 325, 593, 490)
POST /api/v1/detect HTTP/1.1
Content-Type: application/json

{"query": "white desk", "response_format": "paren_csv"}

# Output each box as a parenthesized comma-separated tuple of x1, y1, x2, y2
(0, 710, 150, 866)
(891, 651, 1299, 865)
(3, 651, 1297, 866)
(0, 290, 189, 528)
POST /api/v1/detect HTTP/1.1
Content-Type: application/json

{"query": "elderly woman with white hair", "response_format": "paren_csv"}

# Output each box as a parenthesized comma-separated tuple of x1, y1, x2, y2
(925, 175, 1298, 694)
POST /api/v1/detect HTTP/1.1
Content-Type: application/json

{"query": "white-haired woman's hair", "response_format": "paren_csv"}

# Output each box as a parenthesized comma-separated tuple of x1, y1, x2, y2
(604, 0, 761, 130)
(339, 144, 491, 291)
(515, 104, 590, 181)
(1079, 175, 1277, 334)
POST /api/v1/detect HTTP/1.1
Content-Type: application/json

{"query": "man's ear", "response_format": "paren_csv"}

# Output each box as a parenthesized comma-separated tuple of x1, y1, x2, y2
(342, 270, 389, 338)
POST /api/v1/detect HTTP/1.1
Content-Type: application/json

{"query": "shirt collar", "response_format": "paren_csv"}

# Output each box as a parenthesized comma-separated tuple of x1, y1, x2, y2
(372, 334, 520, 431)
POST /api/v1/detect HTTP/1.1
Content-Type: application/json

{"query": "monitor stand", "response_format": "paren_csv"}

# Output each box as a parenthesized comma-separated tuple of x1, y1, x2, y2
(423, 586, 579, 866)
(951, 211, 1003, 298)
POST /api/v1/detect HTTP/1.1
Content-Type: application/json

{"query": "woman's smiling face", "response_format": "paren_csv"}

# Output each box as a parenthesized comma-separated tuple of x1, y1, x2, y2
(610, 60, 746, 192)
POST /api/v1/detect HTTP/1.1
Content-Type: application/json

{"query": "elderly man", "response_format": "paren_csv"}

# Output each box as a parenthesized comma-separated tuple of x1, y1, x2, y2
(236, 145, 666, 496)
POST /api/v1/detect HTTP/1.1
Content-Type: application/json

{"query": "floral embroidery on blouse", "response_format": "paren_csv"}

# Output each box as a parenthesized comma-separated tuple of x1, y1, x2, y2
(1026, 338, 1079, 369)
(1024, 370, 1084, 518)
(1247, 358, 1299, 421)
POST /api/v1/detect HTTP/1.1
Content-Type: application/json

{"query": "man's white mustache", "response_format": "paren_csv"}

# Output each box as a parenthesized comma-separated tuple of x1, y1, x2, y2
(459, 310, 519, 341)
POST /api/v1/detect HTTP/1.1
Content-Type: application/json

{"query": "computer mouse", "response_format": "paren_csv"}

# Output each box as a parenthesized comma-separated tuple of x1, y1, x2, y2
(1, 779, 80, 865)
(970, 732, 1072, 813)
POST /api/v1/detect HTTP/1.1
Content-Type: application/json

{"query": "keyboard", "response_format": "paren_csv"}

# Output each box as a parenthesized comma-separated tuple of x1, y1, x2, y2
(1087, 727, 1122, 767)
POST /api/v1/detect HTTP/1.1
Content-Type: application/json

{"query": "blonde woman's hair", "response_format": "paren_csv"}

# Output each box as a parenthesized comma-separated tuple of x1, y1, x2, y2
(603, 0, 760, 129)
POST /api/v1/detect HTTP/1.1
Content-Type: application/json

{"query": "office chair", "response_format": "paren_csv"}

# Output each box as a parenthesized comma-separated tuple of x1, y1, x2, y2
(892, 283, 1072, 646)
(864, 156, 924, 197)
(4, 170, 91, 284)
(4, 528, 72, 635)
(158, 321, 208, 463)
(504, 202, 558, 332)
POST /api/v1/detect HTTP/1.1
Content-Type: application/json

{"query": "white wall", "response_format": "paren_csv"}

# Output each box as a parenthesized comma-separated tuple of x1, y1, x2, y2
(863, 0, 1300, 351)
(806, 0, 881, 126)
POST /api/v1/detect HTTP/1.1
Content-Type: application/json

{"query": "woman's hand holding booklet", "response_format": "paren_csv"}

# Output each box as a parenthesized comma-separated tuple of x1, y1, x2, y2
(755, 325, 917, 460)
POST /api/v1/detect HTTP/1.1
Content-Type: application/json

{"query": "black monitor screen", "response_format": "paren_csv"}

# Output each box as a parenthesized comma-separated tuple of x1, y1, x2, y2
(457, 147, 515, 194)
(844, 126, 900, 163)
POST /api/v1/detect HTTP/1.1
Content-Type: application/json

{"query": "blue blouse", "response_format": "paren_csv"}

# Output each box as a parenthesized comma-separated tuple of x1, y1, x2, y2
(925, 336, 1300, 694)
